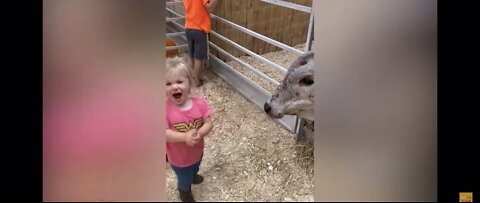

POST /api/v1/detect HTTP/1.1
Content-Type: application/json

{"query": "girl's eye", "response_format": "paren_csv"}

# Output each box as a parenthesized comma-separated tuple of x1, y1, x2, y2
(177, 81, 183, 84)
(166, 82, 171, 86)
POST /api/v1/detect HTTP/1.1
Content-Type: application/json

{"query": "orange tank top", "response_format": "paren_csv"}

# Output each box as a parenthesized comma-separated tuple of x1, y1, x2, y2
(183, 0, 211, 33)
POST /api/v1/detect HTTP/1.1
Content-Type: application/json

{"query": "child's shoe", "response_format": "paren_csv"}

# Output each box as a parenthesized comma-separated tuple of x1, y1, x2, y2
(192, 174, 204, 184)
(178, 189, 195, 202)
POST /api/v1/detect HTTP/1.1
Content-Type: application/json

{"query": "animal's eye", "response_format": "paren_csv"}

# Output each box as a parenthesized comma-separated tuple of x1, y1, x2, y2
(299, 77, 314, 86)
(300, 60, 308, 66)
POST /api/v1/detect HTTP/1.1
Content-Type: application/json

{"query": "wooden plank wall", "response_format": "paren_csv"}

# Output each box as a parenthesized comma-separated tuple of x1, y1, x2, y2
(210, 0, 312, 61)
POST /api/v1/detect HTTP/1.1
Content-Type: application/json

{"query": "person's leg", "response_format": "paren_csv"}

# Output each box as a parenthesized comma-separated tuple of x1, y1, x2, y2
(192, 30, 208, 87)
(170, 164, 196, 202)
(192, 58, 203, 87)
(187, 57, 194, 76)
(192, 157, 203, 184)
(193, 154, 202, 174)
(185, 29, 195, 72)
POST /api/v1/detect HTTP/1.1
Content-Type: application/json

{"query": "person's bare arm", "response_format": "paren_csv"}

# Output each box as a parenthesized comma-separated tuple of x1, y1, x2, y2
(204, 0, 217, 12)
(166, 129, 186, 143)
(166, 129, 200, 146)
(194, 117, 213, 140)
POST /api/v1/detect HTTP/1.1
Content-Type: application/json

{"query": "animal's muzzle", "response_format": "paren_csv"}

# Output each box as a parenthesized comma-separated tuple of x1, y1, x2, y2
(264, 102, 271, 114)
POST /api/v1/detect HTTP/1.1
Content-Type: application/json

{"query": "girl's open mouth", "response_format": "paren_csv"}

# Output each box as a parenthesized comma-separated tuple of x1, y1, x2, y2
(173, 93, 182, 99)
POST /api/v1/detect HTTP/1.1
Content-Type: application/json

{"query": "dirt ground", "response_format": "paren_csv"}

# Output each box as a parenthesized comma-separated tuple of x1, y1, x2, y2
(166, 49, 314, 201)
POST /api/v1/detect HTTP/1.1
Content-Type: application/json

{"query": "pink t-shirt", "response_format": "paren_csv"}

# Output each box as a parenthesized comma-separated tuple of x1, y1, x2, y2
(166, 97, 213, 167)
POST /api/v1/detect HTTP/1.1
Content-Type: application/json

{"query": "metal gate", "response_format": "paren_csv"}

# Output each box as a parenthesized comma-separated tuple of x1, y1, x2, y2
(166, 0, 313, 136)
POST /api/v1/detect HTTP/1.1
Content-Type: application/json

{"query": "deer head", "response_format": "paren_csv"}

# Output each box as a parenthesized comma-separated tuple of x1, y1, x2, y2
(264, 51, 314, 121)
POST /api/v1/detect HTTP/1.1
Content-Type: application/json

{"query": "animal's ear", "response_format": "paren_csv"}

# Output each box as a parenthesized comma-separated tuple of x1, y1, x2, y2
(299, 75, 314, 86)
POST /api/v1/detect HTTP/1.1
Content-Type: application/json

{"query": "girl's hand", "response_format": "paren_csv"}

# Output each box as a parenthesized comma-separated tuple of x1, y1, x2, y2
(192, 130, 203, 141)
(185, 129, 199, 146)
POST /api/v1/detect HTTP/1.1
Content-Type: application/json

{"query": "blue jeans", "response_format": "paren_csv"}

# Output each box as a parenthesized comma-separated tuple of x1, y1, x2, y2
(170, 159, 202, 192)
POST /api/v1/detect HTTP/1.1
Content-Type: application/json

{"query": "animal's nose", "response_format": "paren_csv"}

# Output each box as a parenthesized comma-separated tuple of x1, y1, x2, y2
(264, 102, 271, 113)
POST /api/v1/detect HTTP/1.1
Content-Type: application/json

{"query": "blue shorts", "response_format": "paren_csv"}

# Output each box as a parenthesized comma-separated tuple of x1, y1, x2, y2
(186, 29, 208, 60)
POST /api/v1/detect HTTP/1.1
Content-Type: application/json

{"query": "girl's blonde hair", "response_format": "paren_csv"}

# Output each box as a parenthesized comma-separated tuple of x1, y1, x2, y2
(166, 56, 193, 86)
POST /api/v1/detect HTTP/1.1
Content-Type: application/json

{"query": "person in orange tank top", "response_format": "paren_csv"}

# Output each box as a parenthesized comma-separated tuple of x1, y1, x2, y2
(183, 0, 217, 87)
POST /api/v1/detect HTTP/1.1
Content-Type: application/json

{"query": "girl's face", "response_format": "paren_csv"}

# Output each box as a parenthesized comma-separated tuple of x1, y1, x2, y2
(166, 70, 190, 106)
